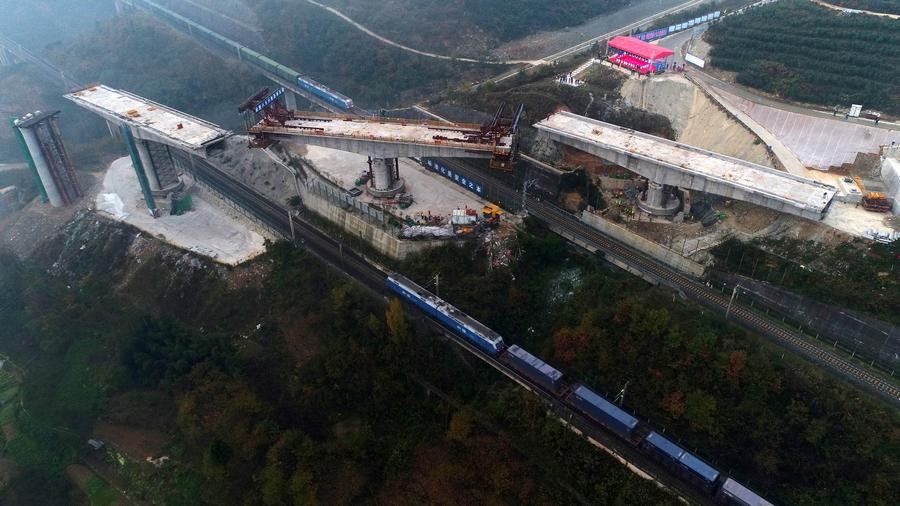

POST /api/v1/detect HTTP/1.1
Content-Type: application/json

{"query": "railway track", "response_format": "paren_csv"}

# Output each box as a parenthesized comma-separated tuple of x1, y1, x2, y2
(179, 153, 388, 291)
(181, 152, 716, 504)
(435, 158, 900, 405)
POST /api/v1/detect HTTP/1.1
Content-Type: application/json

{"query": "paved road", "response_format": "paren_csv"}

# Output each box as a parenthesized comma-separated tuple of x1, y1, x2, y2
(487, 0, 711, 86)
(304, 0, 537, 65)
(691, 70, 900, 130)
(810, 0, 900, 19)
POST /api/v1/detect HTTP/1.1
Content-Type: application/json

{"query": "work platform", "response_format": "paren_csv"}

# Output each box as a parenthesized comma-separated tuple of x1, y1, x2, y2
(65, 85, 230, 156)
(535, 112, 837, 220)
(249, 111, 514, 160)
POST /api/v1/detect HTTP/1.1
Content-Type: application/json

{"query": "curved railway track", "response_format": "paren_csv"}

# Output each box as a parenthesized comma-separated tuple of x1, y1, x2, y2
(435, 158, 900, 405)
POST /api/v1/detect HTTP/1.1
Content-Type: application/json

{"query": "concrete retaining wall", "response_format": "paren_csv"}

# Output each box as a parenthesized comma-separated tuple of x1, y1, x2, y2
(580, 211, 706, 277)
(299, 185, 448, 260)
(192, 180, 279, 242)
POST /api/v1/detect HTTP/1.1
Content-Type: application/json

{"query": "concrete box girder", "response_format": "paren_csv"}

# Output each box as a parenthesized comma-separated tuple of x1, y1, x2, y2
(535, 112, 836, 221)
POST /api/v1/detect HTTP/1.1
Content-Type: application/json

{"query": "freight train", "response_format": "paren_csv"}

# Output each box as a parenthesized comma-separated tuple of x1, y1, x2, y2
(387, 273, 773, 506)
(130, 0, 354, 110)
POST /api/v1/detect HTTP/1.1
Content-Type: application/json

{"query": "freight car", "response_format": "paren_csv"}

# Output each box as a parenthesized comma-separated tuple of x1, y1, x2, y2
(642, 431, 720, 493)
(572, 384, 639, 439)
(386, 272, 773, 505)
(502, 344, 564, 393)
(717, 478, 773, 506)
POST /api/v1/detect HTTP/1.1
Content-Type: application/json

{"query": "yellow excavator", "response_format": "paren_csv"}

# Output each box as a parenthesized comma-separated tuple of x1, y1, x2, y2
(853, 176, 891, 212)
(482, 204, 505, 222)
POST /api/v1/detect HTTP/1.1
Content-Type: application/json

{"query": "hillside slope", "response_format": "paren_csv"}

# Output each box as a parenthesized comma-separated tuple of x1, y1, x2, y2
(314, 0, 631, 56)
(705, 0, 900, 115)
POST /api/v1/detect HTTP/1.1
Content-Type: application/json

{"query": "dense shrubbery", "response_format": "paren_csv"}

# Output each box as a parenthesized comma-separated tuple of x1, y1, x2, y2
(705, 0, 900, 114)
(0, 223, 676, 505)
(710, 237, 900, 324)
(50, 13, 267, 129)
(398, 222, 900, 506)
(458, 0, 630, 41)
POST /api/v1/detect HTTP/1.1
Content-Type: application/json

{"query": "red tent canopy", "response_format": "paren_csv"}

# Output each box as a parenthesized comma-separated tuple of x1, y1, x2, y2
(608, 36, 674, 60)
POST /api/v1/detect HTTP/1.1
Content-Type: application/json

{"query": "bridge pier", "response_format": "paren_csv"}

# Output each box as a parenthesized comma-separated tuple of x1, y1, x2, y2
(134, 138, 162, 192)
(145, 141, 183, 194)
(637, 181, 680, 216)
(366, 157, 405, 198)
(284, 89, 297, 111)
(16, 121, 64, 207)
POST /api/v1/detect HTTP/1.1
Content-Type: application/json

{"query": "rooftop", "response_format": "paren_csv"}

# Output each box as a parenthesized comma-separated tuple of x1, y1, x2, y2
(608, 36, 674, 60)
(64, 85, 230, 154)
(535, 112, 837, 214)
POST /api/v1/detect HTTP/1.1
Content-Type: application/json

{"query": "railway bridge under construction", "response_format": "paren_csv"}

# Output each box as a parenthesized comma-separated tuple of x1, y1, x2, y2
(246, 102, 523, 198)
(535, 111, 838, 221)
(65, 84, 230, 215)
(61, 0, 897, 410)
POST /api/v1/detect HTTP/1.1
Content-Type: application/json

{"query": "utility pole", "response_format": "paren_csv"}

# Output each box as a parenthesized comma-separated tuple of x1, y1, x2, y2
(614, 381, 629, 406)
(288, 208, 295, 243)
(428, 273, 440, 297)
(726, 284, 740, 319)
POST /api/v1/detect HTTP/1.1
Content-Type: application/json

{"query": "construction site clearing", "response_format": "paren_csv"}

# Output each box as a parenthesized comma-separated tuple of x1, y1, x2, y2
(298, 144, 501, 232)
(95, 157, 267, 265)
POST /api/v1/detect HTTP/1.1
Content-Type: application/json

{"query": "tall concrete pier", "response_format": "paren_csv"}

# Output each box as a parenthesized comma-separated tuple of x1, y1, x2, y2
(13, 111, 81, 207)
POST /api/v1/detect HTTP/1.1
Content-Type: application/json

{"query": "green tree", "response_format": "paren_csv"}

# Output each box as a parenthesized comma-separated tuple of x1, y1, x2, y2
(446, 408, 475, 443)
(385, 298, 412, 352)
(683, 390, 718, 436)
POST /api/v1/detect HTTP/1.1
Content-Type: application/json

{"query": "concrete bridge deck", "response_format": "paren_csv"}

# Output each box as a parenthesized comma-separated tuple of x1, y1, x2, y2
(250, 112, 511, 159)
(65, 84, 230, 156)
(535, 112, 837, 220)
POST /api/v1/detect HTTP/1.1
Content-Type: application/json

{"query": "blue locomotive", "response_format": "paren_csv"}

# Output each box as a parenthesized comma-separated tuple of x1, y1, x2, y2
(387, 274, 504, 354)
(297, 76, 354, 110)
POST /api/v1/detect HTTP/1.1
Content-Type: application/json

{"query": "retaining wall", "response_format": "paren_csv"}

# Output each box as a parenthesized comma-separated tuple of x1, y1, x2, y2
(299, 185, 449, 260)
(580, 211, 706, 277)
